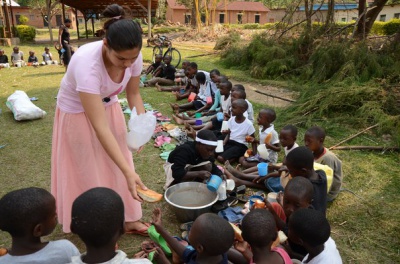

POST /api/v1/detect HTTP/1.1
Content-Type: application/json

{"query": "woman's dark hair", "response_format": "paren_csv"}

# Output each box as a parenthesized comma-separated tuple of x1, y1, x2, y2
(64, 18, 72, 23)
(103, 4, 142, 51)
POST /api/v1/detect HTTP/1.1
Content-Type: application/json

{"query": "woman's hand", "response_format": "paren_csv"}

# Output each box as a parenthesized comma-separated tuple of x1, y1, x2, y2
(125, 170, 147, 202)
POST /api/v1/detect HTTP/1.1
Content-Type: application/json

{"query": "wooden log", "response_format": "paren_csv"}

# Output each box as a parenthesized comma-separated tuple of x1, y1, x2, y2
(255, 90, 296, 103)
(185, 52, 219, 59)
(329, 124, 379, 150)
(330, 146, 399, 151)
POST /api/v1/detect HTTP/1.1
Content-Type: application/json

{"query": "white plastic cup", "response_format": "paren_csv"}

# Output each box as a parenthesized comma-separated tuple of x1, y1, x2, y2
(221, 121, 229, 132)
(216, 140, 224, 153)
(217, 181, 227, 201)
(226, 179, 235, 191)
(267, 192, 277, 203)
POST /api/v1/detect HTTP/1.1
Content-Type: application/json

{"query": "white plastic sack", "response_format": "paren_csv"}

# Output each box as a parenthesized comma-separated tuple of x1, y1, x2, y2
(6, 90, 46, 121)
(127, 107, 156, 152)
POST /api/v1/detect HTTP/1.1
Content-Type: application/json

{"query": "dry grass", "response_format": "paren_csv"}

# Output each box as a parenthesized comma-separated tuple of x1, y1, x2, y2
(0, 41, 399, 263)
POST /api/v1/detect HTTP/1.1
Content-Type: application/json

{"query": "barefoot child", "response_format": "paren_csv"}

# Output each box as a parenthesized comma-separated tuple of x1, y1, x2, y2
(152, 208, 234, 264)
(288, 209, 343, 264)
(0, 188, 79, 263)
(156, 61, 191, 92)
(70, 187, 159, 263)
(304, 126, 343, 201)
(236, 209, 292, 264)
(217, 99, 256, 164)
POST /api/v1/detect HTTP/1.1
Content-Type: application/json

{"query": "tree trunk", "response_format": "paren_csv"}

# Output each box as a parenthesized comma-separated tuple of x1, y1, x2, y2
(191, 3, 196, 27)
(47, 9, 53, 42)
(355, 0, 389, 38)
(325, 0, 335, 28)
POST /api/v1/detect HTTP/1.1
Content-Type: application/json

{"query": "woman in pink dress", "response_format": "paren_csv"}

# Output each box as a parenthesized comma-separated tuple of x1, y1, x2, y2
(51, 4, 149, 234)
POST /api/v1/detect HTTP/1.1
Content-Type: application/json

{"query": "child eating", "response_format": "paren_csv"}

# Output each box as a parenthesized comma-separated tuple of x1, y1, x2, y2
(288, 208, 343, 263)
(0, 187, 79, 263)
(70, 187, 159, 263)
(304, 126, 343, 201)
(152, 208, 234, 264)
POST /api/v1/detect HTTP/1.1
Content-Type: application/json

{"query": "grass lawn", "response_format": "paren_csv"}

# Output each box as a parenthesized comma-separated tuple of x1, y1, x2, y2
(0, 40, 399, 263)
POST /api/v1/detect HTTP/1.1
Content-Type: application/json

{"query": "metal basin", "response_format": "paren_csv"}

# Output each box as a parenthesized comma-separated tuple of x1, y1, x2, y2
(164, 182, 218, 222)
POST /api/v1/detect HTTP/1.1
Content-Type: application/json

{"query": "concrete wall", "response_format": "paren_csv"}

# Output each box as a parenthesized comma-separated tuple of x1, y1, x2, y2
(378, 4, 400, 21)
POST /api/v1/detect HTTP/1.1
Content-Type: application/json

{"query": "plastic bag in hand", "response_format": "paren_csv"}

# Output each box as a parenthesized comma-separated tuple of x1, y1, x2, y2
(127, 107, 156, 152)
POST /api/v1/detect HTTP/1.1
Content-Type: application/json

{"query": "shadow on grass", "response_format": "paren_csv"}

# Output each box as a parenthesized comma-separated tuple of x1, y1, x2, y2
(24, 71, 65, 77)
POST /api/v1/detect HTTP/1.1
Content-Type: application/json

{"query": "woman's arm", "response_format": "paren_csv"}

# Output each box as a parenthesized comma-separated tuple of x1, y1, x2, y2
(126, 76, 145, 114)
(79, 92, 147, 201)
(58, 25, 64, 46)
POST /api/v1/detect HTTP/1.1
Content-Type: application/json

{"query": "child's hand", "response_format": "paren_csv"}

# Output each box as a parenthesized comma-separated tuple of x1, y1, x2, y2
(224, 112, 230, 119)
(187, 111, 194, 117)
(221, 129, 230, 135)
(152, 208, 162, 228)
(252, 175, 268, 184)
(276, 191, 284, 207)
(153, 247, 170, 264)
(245, 135, 255, 143)
(234, 240, 250, 254)
(265, 142, 273, 149)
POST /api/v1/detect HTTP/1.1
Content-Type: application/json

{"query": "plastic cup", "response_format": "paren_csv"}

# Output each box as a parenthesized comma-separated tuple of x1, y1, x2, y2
(221, 121, 229, 131)
(188, 92, 196, 102)
(249, 195, 264, 208)
(215, 140, 224, 153)
(267, 192, 277, 203)
(226, 179, 235, 191)
(257, 162, 268, 176)
(257, 144, 269, 160)
(207, 175, 223, 192)
(216, 112, 224, 121)
(194, 112, 202, 118)
(195, 119, 203, 126)
(180, 88, 185, 94)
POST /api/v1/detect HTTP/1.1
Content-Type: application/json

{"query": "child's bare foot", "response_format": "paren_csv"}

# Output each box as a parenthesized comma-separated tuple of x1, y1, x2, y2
(187, 126, 197, 139)
(235, 164, 242, 170)
(225, 161, 243, 178)
(172, 114, 184, 125)
(224, 169, 243, 187)
(156, 82, 162, 92)
(183, 121, 190, 130)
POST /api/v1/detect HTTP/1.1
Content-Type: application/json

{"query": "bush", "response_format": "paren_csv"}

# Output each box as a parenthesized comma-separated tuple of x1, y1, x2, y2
(214, 31, 241, 50)
(18, 15, 29, 25)
(382, 19, 400, 35)
(243, 23, 260, 29)
(371, 21, 385, 35)
(15, 25, 36, 41)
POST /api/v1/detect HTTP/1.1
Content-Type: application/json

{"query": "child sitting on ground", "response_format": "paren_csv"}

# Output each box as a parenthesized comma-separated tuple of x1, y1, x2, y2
(42, 47, 57, 64)
(170, 72, 212, 113)
(304, 126, 343, 201)
(217, 99, 256, 164)
(231, 84, 254, 123)
(152, 208, 234, 264)
(69, 187, 163, 264)
(288, 208, 343, 264)
(240, 108, 281, 168)
(0, 187, 79, 263)
(11, 46, 25, 66)
(145, 54, 163, 75)
(145, 55, 176, 86)
(224, 124, 296, 191)
(28, 51, 39, 66)
(236, 209, 292, 264)
(156, 61, 191, 92)
(174, 62, 211, 101)
(164, 130, 223, 189)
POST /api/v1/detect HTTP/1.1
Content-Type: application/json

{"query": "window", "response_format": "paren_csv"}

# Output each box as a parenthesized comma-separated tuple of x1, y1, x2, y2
(394, 13, 400, 19)
(341, 17, 346, 22)
(379, 14, 386, 22)
(219, 13, 225, 23)
(237, 13, 243, 24)
(269, 18, 275, 23)
(15, 15, 21, 25)
(352, 17, 357, 21)
(30, 14, 35, 21)
(255, 14, 260, 24)
(184, 14, 191, 24)
(78, 18, 83, 24)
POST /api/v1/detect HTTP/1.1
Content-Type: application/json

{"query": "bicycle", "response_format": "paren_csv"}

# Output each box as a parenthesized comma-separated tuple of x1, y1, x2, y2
(152, 36, 181, 68)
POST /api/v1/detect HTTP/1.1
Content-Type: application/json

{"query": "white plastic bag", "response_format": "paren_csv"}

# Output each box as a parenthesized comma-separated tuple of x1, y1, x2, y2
(6, 90, 46, 121)
(127, 107, 156, 152)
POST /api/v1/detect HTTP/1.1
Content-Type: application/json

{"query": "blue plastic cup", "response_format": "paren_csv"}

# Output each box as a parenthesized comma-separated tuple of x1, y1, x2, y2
(249, 195, 264, 208)
(207, 175, 223, 192)
(195, 119, 203, 126)
(180, 88, 185, 94)
(257, 162, 268, 177)
(216, 112, 224, 121)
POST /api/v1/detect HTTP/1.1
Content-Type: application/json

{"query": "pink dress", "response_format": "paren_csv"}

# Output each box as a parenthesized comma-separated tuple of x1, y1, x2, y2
(51, 41, 143, 232)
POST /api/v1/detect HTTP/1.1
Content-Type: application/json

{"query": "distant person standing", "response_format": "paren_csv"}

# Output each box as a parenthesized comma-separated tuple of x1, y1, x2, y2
(59, 18, 72, 69)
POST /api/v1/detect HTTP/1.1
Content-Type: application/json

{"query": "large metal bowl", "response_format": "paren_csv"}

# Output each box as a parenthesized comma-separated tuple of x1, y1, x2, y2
(164, 182, 219, 222)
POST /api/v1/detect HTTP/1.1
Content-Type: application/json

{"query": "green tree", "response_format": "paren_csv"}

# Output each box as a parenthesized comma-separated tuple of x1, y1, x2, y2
(28, 0, 61, 42)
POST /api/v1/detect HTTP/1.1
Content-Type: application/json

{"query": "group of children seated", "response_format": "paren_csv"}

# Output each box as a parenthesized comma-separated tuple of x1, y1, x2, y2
(0, 46, 60, 68)
(0, 59, 344, 263)
(153, 61, 343, 263)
